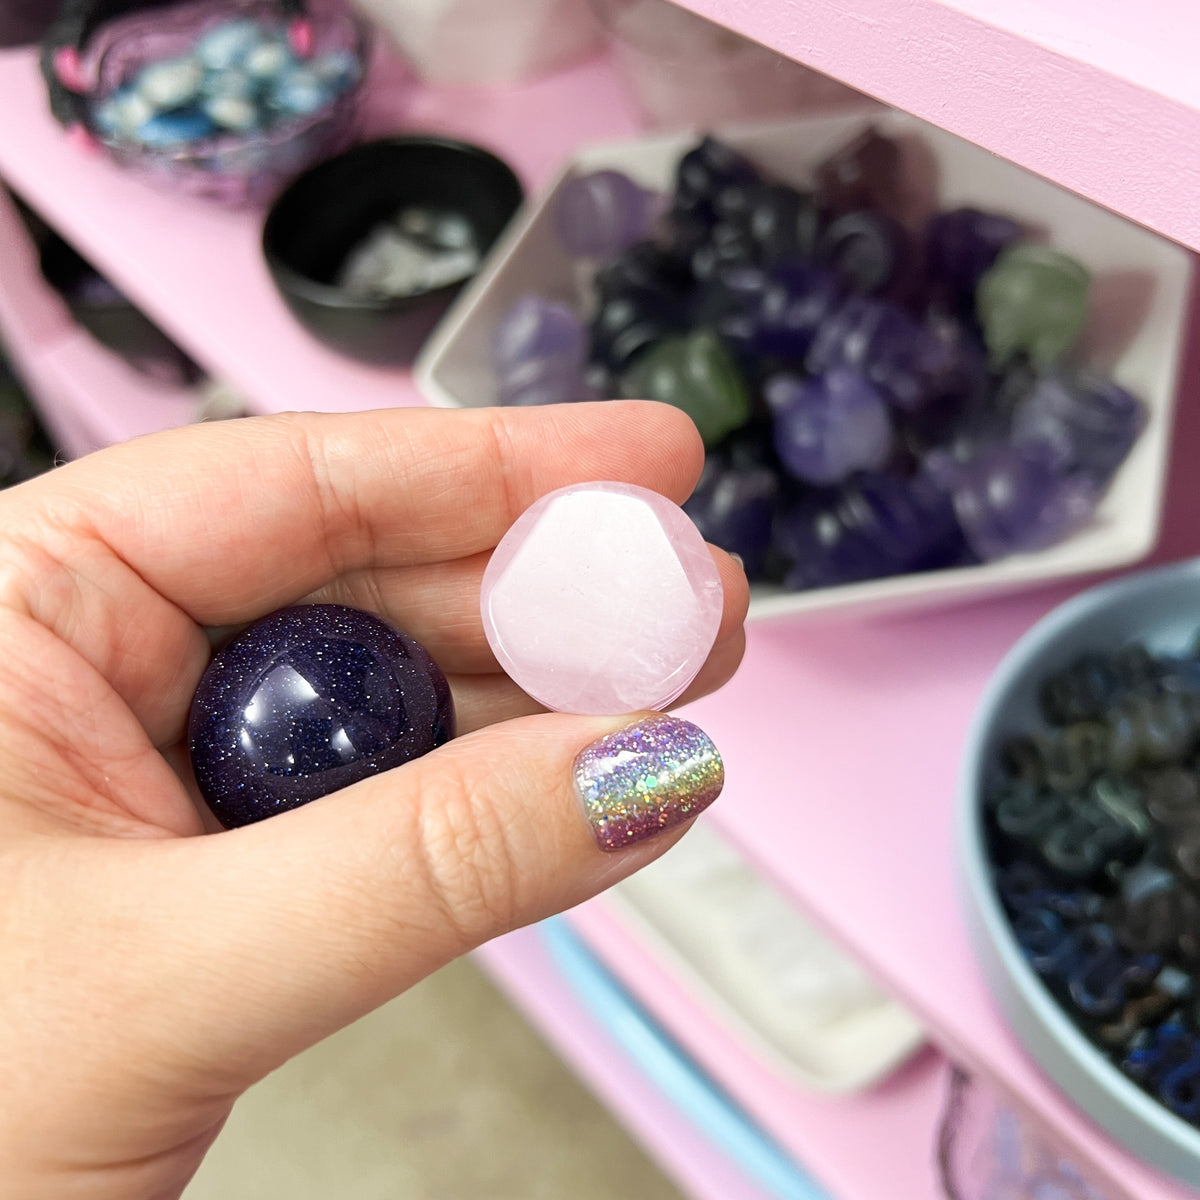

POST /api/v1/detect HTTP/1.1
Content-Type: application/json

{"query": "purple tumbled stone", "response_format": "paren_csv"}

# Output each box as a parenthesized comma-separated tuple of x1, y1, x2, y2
(589, 286, 690, 373)
(897, 315, 990, 451)
(497, 355, 596, 406)
(853, 470, 966, 573)
(492, 294, 586, 373)
(750, 263, 844, 362)
(776, 470, 965, 590)
(1011, 371, 1146, 482)
(937, 442, 1100, 560)
(683, 459, 778, 580)
(816, 209, 911, 296)
(766, 368, 893, 485)
(672, 136, 762, 226)
(555, 169, 659, 259)
(807, 297, 956, 412)
(925, 207, 1023, 308)
(775, 503, 870, 590)
(188, 604, 454, 829)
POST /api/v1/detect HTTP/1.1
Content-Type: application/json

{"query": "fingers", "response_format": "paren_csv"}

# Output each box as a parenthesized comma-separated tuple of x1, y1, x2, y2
(314, 541, 750, 677)
(13, 402, 706, 628)
(52, 711, 726, 1104)
(447, 614, 745, 734)
(325, 539, 748, 735)
(1, 403, 708, 742)
(445, 672, 544, 733)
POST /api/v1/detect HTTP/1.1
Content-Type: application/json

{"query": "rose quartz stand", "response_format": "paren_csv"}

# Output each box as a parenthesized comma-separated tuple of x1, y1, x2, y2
(480, 482, 723, 715)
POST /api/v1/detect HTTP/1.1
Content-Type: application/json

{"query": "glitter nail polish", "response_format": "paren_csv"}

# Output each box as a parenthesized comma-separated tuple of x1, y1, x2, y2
(573, 714, 724, 852)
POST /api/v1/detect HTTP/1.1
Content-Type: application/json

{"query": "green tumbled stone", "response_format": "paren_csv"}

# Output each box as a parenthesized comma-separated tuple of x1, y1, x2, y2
(976, 244, 1090, 369)
(620, 329, 752, 445)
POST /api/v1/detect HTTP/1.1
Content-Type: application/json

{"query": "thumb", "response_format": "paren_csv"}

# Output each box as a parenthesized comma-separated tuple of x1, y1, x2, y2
(127, 710, 722, 1090)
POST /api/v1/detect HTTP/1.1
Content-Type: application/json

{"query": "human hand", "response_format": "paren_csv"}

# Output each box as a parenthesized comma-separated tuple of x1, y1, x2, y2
(0, 400, 747, 1199)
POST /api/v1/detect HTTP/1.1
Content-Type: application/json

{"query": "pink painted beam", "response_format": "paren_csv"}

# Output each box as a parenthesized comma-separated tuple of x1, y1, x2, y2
(474, 929, 793, 1200)
(0, 46, 642, 419)
(0, 183, 195, 458)
(562, 903, 948, 1200)
(476, 924, 948, 1200)
(660, 293, 1200, 1200)
(670, 0, 1200, 252)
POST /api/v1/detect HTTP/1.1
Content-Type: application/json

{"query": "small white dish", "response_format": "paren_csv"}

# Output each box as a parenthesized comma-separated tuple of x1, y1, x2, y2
(414, 110, 1193, 623)
(601, 821, 926, 1093)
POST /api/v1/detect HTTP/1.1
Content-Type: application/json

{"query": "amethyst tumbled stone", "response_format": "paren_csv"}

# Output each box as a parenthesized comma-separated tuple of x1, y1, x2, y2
(684, 456, 778, 580)
(1011, 371, 1146, 483)
(932, 442, 1100, 561)
(554, 169, 659, 259)
(925, 207, 1023, 310)
(750, 263, 844, 362)
(496, 357, 598, 406)
(807, 296, 956, 413)
(766, 368, 893, 485)
(776, 471, 965, 590)
(188, 604, 454, 828)
(492, 294, 586, 374)
(492, 295, 591, 406)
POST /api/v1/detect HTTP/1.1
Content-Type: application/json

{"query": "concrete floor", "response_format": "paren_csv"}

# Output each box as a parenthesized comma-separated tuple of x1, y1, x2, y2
(184, 956, 685, 1200)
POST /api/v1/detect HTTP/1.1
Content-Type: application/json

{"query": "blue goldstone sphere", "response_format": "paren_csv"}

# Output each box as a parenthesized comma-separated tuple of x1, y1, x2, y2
(188, 604, 454, 828)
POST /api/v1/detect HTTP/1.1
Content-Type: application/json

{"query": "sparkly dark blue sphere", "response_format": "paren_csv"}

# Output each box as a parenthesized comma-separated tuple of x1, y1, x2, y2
(188, 604, 454, 828)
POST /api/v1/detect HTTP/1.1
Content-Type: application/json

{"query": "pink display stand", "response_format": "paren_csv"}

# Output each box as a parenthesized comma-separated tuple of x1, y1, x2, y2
(3, 18, 1200, 1197)
(0, 46, 642, 423)
(0, 184, 196, 458)
(670, 0, 1200, 254)
(476, 923, 948, 1200)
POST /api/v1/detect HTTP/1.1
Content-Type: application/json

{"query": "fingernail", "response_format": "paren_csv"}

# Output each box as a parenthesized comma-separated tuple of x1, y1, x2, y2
(573, 715, 724, 853)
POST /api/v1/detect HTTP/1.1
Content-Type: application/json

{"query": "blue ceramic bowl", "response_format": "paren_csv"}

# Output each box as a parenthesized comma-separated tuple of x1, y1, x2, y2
(959, 557, 1200, 1185)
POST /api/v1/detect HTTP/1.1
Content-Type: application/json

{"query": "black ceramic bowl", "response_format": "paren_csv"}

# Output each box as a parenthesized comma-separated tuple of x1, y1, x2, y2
(262, 136, 523, 363)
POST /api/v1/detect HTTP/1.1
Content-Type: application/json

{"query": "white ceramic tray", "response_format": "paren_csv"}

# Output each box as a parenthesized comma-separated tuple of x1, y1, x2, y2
(598, 820, 926, 1093)
(414, 111, 1194, 622)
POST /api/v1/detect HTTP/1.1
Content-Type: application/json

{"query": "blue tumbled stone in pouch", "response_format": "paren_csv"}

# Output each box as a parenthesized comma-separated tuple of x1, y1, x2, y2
(188, 604, 455, 828)
(271, 65, 331, 117)
(195, 18, 263, 71)
(136, 109, 217, 148)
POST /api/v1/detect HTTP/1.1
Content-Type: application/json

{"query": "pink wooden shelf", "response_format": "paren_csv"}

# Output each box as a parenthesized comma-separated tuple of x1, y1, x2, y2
(18, 330, 198, 459)
(646, 296, 1200, 1200)
(6, 19, 1200, 1199)
(560, 902, 948, 1200)
(0, 45, 642, 422)
(0, 182, 197, 458)
(667, 0, 1200, 254)
(475, 925, 949, 1200)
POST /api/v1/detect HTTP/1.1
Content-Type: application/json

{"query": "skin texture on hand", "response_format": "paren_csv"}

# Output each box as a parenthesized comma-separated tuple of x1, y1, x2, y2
(0, 401, 747, 1200)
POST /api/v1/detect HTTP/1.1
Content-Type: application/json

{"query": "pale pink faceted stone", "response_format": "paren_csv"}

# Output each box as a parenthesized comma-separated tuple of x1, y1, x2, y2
(481, 482, 724, 715)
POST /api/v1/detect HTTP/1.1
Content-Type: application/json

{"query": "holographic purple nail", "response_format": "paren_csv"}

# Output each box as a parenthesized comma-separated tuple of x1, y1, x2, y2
(573, 715, 724, 853)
